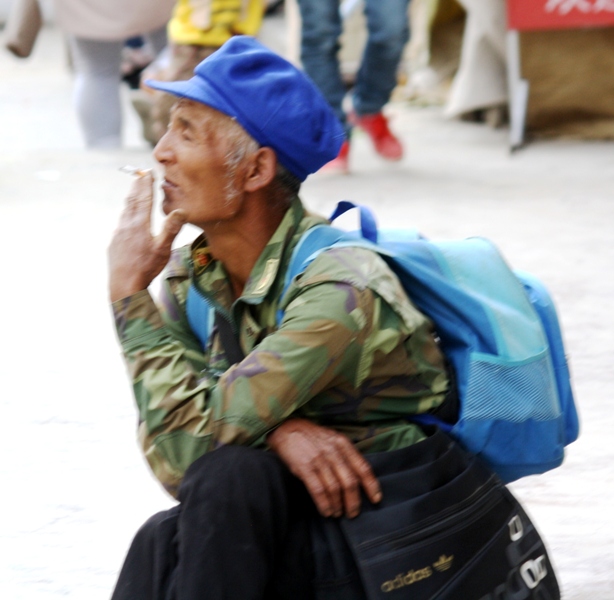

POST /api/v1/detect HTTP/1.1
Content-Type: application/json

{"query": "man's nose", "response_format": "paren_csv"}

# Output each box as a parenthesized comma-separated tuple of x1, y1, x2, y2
(153, 131, 173, 164)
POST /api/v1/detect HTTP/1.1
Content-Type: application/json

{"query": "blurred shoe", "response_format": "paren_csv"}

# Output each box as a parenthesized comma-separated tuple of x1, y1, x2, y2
(320, 140, 350, 174)
(350, 112, 403, 161)
(121, 46, 155, 90)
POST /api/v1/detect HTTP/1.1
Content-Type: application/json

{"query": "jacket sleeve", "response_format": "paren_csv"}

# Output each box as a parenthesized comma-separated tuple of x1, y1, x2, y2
(112, 279, 378, 497)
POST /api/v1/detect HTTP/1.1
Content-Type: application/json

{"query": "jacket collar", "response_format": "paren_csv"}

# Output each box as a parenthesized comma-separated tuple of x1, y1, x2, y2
(189, 196, 307, 311)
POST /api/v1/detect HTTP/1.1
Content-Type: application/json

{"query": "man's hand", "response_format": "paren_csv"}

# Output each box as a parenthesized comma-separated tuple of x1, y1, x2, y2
(267, 418, 382, 519)
(108, 172, 187, 302)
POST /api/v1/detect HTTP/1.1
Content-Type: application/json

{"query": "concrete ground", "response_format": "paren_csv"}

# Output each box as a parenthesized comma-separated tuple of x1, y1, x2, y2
(1, 19, 613, 600)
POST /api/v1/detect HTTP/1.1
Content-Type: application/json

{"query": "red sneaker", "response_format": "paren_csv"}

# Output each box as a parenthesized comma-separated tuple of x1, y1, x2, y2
(320, 140, 350, 174)
(351, 112, 404, 161)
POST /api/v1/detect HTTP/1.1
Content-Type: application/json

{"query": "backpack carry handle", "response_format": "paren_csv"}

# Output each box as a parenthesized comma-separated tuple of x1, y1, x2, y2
(329, 200, 378, 243)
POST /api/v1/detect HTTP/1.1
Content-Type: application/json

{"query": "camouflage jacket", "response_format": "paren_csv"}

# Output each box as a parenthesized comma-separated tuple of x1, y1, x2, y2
(113, 197, 450, 496)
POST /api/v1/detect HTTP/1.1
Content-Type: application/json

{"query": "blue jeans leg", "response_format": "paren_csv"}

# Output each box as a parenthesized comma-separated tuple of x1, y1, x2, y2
(353, 0, 411, 116)
(297, 0, 348, 132)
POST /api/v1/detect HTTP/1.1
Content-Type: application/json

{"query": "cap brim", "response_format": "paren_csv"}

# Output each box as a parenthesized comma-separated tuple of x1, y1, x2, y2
(145, 77, 236, 122)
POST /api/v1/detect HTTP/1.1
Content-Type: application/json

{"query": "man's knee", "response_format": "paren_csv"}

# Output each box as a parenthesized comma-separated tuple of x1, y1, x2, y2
(130, 506, 180, 551)
(179, 446, 290, 507)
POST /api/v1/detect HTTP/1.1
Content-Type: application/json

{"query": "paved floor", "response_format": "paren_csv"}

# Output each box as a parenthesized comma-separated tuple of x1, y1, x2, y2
(1, 21, 613, 600)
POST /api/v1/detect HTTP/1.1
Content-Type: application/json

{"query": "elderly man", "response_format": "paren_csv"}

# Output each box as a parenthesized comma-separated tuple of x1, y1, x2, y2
(108, 36, 450, 599)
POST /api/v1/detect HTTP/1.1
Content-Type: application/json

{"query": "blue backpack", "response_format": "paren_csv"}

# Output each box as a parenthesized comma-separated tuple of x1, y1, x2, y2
(187, 201, 579, 483)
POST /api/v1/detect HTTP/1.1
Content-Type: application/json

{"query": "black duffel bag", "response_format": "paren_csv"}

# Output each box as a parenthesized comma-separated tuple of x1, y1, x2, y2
(311, 427, 560, 600)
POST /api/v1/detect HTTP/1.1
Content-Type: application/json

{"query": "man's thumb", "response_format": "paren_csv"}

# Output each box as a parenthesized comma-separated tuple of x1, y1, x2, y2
(167, 209, 187, 235)
(157, 209, 187, 249)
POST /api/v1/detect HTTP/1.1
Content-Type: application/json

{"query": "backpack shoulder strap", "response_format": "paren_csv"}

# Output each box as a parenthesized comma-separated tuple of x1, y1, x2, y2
(214, 310, 245, 365)
(186, 283, 214, 349)
(277, 224, 367, 325)
(277, 202, 397, 327)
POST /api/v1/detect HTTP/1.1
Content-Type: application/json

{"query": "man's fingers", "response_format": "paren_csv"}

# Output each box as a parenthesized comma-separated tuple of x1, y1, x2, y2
(295, 429, 382, 519)
(340, 439, 382, 507)
(153, 209, 187, 254)
(267, 419, 382, 520)
(294, 455, 345, 518)
(314, 461, 344, 518)
(328, 457, 361, 518)
(125, 171, 154, 216)
(299, 466, 336, 518)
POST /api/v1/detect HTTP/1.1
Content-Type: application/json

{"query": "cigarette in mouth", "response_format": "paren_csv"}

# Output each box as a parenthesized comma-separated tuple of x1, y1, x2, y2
(119, 165, 148, 177)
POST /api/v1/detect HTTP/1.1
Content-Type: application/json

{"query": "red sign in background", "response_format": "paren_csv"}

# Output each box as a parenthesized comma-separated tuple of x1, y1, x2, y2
(508, 0, 614, 30)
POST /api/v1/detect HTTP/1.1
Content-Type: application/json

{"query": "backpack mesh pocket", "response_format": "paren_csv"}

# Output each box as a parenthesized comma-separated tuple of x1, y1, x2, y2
(464, 350, 561, 423)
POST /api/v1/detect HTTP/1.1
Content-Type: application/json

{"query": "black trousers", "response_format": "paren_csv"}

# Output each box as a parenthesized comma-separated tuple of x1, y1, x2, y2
(111, 446, 317, 600)
(113, 431, 560, 600)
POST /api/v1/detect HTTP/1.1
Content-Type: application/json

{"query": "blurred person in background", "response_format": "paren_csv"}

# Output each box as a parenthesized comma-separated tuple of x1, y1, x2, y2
(296, 0, 410, 173)
(52, 0, 175, 148)
(132, 0, 266, 146)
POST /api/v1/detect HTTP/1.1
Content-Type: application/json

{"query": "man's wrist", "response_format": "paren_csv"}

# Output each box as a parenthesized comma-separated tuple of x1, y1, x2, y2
(109, 278, 150, 303)
(112, 289, 167, 348)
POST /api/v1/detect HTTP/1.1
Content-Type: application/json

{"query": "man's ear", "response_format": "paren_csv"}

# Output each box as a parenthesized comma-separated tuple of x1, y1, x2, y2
(244, 147, 277, 192)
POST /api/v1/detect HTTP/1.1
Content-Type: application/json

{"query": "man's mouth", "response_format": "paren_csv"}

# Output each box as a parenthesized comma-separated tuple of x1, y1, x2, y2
(161, 178, 178, 190)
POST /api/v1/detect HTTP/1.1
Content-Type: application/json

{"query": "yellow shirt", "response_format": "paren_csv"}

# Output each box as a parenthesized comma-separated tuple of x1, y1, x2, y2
(168, 0, 265, 46)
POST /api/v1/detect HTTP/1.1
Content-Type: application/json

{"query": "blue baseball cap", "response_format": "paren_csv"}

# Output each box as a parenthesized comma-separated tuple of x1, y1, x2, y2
(145, 36, 345, 181)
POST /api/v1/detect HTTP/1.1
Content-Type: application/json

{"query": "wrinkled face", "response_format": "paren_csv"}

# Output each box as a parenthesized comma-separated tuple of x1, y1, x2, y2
(153, 99, 256, 229)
